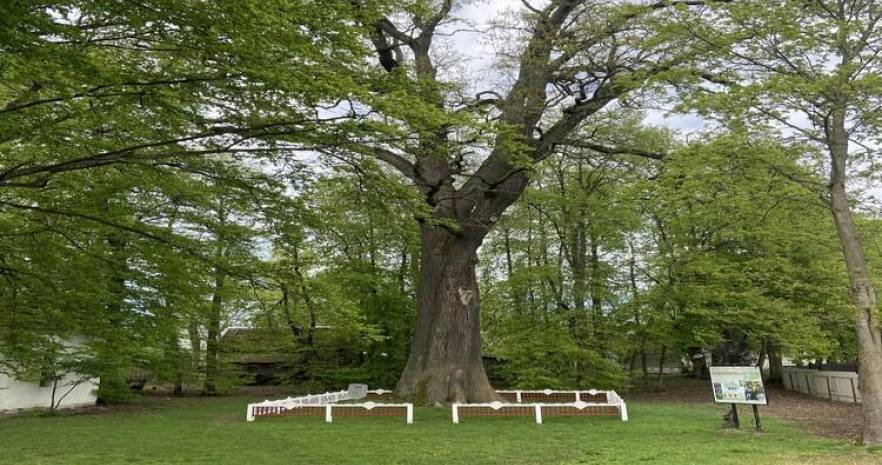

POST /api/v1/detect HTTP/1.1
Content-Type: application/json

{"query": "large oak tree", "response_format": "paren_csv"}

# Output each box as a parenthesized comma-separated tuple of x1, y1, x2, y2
(342, 0, 716, 404)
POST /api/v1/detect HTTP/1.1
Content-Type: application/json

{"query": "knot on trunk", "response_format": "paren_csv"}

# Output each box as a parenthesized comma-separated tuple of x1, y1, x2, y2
(448, 368, 465, 403)
(458, 287, 474, 306)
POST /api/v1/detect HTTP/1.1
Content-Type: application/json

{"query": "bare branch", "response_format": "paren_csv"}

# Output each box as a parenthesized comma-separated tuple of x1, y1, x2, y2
(561, 140, 667, 160)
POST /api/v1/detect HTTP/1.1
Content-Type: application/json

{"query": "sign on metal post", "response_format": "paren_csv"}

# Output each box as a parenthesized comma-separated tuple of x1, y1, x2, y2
(710, 366, 768, 406)
(710, 366, 768, 431)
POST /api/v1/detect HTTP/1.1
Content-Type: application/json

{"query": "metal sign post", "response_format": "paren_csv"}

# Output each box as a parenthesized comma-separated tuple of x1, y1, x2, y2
(752, 404, 762, 432)
(730, 404, 740, 429)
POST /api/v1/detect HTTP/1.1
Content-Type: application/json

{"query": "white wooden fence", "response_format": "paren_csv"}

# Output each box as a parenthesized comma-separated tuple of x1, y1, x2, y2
(495, 389, 611, 403)
(246, 386, 627, 424)
(246, 384, 412, 422)
(247, 388, 354, 421)
(452, 390, 628, 424)
(781, 367, 860, 404)
(323, 402, 413, 424)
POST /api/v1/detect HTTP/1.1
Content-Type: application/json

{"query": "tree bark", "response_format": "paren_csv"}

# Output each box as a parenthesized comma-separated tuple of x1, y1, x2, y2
(503, 227, 524, 314)
(589, 233, 604, 347)
(640, 337, 649, 387)
(756, 339, 768, 371)
(187, 320, 201, 372)
(767, 342, 783, 384)
(394, 225, 498, 405)
(291, 247, 317, 349)
(689, 347, 708, 379)
(203, 265, 224, 396)
(657, 345, 667, 390)
(827, 108, 882, 444)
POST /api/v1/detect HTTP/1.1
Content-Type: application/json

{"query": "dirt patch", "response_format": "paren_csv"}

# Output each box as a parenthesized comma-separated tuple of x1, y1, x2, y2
(762, 388, 863, 442)
(629, 376, 863, 442)
(781, 455, 882, 465)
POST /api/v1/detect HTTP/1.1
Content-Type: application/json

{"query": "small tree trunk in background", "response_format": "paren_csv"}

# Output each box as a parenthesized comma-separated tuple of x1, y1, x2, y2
(627, 241, 644, 381)
(292, 247, 318, 353)
(169, 334, 185, 396)
(689, 347, 708, 379)
(503, 228, 525, 315)
(756, 340, 768, 371)
(97, 215, 129, 404)
(656, 345, 667, 390)
(398, 246, 409, 294)
(768, 343, 783, 384)
(640, 340, 649, 387)
(187, 320, 201, 372)
(203, 266, 224, 396)
(589, 234, 604, 348)
(49, 377, 59, 412)
(628, 351, 639, 375)
(174, 375, 184, 396)
(395, 225, 497, 405)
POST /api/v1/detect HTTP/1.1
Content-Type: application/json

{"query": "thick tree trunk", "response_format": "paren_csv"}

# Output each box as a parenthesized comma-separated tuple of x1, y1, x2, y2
(831, 190, 882, 444)
(829, 173, 882, 444)
(826, 108, 882, 445)
(395, 225, 498, 405)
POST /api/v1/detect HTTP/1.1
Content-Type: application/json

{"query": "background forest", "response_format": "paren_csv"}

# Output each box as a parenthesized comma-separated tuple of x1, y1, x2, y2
(2, 111, 873, 400)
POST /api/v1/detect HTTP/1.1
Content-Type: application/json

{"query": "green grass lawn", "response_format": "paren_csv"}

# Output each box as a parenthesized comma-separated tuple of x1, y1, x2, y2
(0, 397, 879, 465)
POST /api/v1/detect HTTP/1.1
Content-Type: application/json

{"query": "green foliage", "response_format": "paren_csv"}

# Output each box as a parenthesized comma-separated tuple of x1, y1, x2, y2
(481, 113, 663, 389)
(96, 377, 139, 405)
(0, 0, 398, 397)
(482, 124, 853, 388)
(644, 133, 853, 361)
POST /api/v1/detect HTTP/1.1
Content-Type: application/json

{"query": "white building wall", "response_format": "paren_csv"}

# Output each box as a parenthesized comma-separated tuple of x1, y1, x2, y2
(0, 372, 99, 413)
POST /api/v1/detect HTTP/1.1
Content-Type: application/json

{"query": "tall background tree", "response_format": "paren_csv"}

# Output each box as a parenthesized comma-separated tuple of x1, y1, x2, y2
(668, 0, 882, 444)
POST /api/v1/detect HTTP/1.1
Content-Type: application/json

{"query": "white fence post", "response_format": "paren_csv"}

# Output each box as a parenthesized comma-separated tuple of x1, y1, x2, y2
(452, 403, 460, 424)
(575, 391, 581, 402)
(516, 391, 522, 403)
(246, 404, 255, 422)
(406, 403, 414, 424)
(325, 405, 333, 423)
(534, 404, 543, 424)
(620, 401, 629, 421)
